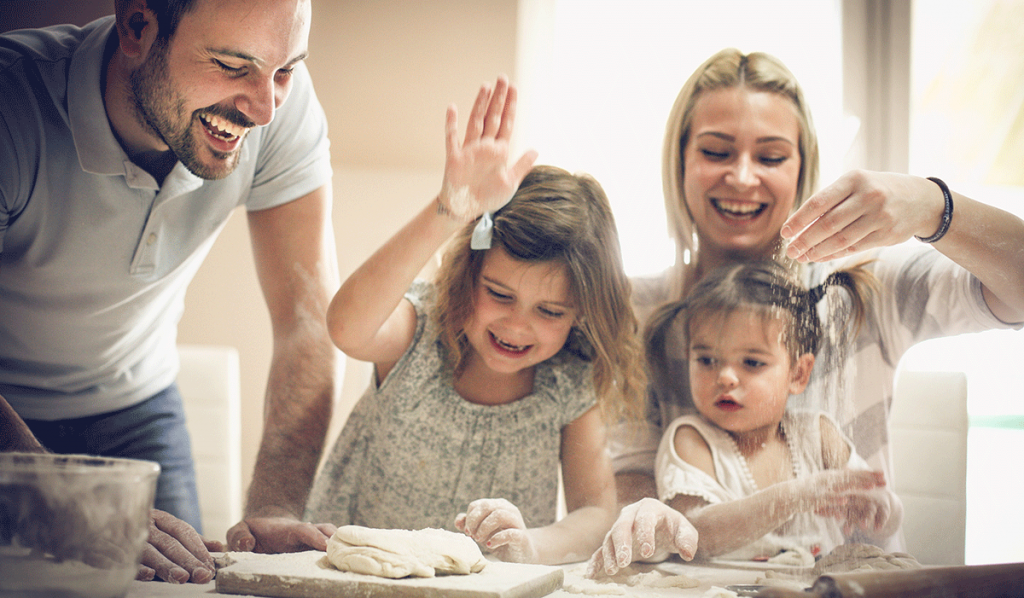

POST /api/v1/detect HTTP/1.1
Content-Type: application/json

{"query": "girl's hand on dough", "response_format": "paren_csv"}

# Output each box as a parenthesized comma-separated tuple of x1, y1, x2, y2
(585, 497, 698, 579)
(455, 498, 539, 563)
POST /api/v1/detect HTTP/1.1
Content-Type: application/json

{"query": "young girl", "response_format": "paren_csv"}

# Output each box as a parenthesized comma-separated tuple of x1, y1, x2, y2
(646, 260, 903, 561)
(304, 77, 645, 565)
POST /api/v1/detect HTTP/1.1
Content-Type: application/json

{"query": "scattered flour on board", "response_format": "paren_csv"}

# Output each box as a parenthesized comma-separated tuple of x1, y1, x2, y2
(561, 564, 700, 595)
(701, 587, 739, 598)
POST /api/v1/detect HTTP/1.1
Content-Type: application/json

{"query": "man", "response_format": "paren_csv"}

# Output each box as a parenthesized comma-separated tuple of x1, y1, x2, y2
(1, 0, 339, 582)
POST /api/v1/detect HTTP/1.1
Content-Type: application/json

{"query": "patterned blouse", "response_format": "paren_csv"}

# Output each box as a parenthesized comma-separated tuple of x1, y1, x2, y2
(305, 281, 596, 531)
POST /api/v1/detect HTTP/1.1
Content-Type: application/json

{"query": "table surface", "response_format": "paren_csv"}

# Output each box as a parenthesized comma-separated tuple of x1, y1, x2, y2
(126, 556, 814, 598)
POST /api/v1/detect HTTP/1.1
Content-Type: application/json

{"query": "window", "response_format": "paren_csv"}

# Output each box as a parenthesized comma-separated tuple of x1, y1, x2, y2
(515, 0, 843, 276)
(901, 0, 1024, 565)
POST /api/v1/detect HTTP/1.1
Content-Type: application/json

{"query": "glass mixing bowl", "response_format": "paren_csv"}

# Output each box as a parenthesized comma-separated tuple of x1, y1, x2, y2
(0, 452, 160, 598)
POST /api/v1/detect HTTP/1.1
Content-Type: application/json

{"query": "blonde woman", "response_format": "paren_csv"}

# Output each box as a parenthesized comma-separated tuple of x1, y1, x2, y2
(592, 48, 1024, 577)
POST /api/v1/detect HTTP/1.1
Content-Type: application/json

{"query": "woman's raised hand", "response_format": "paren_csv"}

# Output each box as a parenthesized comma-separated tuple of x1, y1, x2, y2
(782, 171, 946, 262)
(438, 75, 538, 221)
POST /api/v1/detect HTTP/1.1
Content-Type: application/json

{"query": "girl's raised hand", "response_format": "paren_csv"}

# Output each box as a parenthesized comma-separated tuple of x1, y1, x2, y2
(439, 75, 538, 221)
(781, 171, 945, 263)
(454, 498, 539, 563)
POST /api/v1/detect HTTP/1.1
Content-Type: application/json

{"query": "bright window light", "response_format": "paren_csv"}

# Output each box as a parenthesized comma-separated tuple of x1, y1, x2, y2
(516, 0, 843, 276)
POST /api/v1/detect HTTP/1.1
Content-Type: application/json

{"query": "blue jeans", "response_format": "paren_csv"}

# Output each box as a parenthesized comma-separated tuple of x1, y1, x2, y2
(24, 385, 203, 533)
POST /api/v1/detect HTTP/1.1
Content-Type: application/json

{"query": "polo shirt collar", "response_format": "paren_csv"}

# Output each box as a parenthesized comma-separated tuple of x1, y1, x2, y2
(67, 17, 202, 193)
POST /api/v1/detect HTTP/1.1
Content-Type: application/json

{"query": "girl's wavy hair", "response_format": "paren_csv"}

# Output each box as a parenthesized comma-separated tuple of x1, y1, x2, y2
(662, 48, 820, 298)
(645, 260, 877, 390)
(433, 165, 646, 421)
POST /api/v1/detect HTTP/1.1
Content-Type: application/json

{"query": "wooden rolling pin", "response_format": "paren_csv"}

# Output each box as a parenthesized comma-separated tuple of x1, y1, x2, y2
(755, 561, 1024, 598)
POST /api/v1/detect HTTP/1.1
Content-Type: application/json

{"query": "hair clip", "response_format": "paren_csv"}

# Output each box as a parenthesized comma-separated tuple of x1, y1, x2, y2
(470, 212, 493, 250)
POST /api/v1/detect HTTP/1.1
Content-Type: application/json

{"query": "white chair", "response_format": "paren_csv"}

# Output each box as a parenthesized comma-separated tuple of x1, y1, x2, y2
(889, 368, 968, 565)
(177, 344, 243, 543)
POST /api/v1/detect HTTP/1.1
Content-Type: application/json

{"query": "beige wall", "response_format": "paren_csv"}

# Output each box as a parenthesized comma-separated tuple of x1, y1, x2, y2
(2, 0, 518, 506)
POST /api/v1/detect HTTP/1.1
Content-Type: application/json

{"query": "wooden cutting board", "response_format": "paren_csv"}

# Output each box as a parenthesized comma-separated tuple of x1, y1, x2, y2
(215, 551, 564, 598)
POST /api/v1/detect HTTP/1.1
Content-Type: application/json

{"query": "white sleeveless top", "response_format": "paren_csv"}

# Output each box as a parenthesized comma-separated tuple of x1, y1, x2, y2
(656, 411, 868, 560)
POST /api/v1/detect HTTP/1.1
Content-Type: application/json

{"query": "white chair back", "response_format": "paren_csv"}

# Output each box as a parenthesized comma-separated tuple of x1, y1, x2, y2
(177, 344, 243, 544)
(890, 368, 968, 565)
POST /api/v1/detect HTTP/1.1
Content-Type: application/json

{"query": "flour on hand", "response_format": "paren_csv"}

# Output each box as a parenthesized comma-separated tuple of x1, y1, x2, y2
(325, 526, 488, 579)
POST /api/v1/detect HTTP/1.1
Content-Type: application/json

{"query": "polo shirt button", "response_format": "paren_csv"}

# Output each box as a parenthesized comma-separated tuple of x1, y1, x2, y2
(147, 233, 157, 245)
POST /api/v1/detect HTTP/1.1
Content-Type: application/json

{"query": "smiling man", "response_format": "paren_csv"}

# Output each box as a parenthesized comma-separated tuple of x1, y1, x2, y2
(0, 0, 339, 583)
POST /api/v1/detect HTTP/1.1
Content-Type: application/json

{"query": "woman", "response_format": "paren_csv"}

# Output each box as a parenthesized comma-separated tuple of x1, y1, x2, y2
(590, 48, 1024, 578)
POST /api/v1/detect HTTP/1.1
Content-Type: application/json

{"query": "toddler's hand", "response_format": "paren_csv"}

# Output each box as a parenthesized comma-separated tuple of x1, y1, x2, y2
(455, 498, 538, 564)
(438, 75, 537, 221)
(815, 488, 896, 535)
(801, 469, 886, 510)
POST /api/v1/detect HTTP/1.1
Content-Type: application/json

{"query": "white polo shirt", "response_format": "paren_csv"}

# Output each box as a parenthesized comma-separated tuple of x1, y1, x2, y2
(0, 17, 332, 419)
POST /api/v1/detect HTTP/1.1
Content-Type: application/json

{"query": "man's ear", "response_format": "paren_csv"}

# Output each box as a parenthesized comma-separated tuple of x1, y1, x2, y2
(114, 0, 159, 59)
(788, 352, 815, 395)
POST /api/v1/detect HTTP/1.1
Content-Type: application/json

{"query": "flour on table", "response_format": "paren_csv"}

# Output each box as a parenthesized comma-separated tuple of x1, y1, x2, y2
(562, 563, 699, 594)
(561, 579, 627, 595)
(629, 570, 701, 588)
(766, 546, 814, 567)
(701, 587, 739, 598)
(325, 526, 487, 579)
(754, 574, 810, 591)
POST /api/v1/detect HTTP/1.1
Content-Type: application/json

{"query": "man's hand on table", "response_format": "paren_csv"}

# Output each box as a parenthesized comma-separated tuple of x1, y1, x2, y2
(226, 516, 337, 554)
(138, 509, 222, 583)
(586, 497, 698, 579)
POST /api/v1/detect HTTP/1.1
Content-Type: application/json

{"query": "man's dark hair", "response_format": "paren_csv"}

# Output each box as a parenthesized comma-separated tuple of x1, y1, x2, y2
(116, 0, 199, 40)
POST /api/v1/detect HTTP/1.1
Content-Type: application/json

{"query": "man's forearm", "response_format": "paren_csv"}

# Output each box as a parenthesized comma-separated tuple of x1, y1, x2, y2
(244, 342, 336, 519)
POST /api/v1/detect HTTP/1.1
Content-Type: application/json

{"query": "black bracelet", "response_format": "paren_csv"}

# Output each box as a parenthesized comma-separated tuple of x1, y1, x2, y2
(915, 177, 954, 243)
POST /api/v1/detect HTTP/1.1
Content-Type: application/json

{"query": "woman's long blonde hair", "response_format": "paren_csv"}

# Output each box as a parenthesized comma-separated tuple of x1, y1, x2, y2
(433, 165, 646, 421)
(662, 48, 820, 299)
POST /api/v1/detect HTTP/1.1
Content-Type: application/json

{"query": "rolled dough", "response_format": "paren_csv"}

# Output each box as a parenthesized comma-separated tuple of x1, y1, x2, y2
(325, 526, 488, 579)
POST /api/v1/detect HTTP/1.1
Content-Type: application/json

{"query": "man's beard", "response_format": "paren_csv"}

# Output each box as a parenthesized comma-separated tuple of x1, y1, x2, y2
(128, 37, 247, 180)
